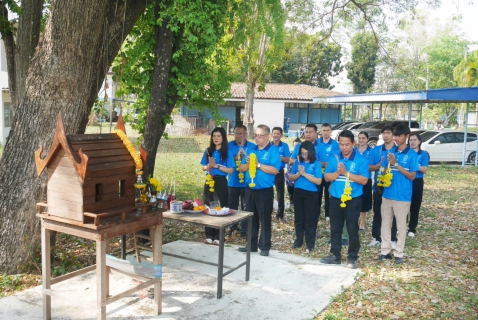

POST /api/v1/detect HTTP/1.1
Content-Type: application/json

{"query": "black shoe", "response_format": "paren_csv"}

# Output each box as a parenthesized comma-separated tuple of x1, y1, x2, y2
(292, 244, 302, 249)
(306, 247, 314, 253)
(260, 250, 269, 256)
(376, 253, 393, 261)
(347, 259, 358, 269)
(238, 246, 257, 253)
(320, 254, 341, 265)
(395, 257, 404, 264)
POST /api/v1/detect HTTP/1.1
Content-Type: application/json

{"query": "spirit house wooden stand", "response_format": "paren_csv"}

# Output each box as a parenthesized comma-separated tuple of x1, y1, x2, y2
(35, 114, 164, 320)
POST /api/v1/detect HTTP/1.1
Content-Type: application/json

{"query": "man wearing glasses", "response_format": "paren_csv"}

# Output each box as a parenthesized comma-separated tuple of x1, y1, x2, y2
(271, 127, 290, 224)
(228, 124, 256, 236)
(238, 125, 281, 256)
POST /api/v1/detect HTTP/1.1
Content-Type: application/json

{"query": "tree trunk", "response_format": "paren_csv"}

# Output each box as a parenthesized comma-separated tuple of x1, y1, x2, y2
(142, 5, 178, 179)
(0, 0, 146, 274)
(244, 80, 256, 139)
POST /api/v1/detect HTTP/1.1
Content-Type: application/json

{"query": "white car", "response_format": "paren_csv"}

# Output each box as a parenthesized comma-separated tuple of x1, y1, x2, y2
(420, 130, 477, 163)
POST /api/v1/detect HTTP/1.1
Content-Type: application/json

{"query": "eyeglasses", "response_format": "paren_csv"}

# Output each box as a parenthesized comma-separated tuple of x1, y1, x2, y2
(254, 133, 268, 138)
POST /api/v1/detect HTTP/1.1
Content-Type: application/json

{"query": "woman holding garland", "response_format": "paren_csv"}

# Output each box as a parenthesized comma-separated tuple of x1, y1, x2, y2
(407, 132, 429, 237)
(355, 131, 374, 232)
(289, 141, 323, 252)
(200, 127, 234, 245)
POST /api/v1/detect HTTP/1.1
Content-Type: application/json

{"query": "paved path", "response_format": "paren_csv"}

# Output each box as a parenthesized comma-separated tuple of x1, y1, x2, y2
(0, 240, 360, 319)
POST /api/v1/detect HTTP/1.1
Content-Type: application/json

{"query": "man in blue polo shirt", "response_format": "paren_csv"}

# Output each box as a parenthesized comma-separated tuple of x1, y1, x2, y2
(271, 127, 290, 224)
(320, 130, 369, 269)
(368, 125, 398, 248)
(377, 124, 419, 264)
(317, 123, 341, 222)
(238, 124, 281, 256)
(228, 124, 256, 236)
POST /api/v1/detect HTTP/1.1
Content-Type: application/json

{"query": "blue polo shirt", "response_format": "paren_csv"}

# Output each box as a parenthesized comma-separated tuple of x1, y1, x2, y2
(354, 145, 373, 179)
(291, 140, 321, 162)
(200, 148, 235, 177)
(242, 144, 281, 190)
(325, 150, 369, 199)
(290, 160, 323, 192)
(317, 137, 340, 164)
(228, 140, 256, 187)
(415, 149, 429, 179)
(270, 140, 290, 170)
(370, 144, 397, 191)
(383, 146, 419, 202)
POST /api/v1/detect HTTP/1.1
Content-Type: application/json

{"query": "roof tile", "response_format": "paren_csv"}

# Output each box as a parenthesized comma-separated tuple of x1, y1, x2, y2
(230, 83, 344, 101)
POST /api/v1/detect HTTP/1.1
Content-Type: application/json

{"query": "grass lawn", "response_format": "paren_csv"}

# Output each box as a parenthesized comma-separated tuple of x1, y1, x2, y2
(1, 132, 477, 319)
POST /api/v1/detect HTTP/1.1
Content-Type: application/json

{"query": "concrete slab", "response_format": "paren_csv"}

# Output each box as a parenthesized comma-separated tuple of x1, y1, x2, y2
(0, 241, 361, 319)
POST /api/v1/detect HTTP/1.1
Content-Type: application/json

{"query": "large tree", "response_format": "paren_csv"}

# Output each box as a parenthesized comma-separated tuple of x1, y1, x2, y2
(269, 29, 342, 89)
(0, 0, 146, 273)
(225, 0, 286, 137)
(346, 32, 379, 94)
(113, 0, 232, 179)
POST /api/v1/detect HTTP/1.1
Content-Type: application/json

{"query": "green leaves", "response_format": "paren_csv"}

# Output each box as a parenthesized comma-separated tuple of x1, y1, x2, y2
(347, 32, 379, 94)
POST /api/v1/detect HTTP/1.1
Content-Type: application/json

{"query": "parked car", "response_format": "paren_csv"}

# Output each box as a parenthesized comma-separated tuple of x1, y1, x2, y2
(377, 128, 428, 146)
(331, 121, 355, 130)
(351, 120, 419, 147)
(420, 130, 477, 163)
(331, 122, 365, 141)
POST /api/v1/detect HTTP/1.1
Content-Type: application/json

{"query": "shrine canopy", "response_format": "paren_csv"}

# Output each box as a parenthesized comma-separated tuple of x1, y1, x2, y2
(317, 87, 478, 104)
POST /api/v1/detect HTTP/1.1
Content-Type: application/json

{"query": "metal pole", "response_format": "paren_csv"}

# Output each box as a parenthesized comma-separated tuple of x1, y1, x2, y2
(408, 102, 412, 127)
(379, 103, 383, 121)
(419, 103, 423, 129)
(371, 103, 373, 121)
(462, 102, 469, 167)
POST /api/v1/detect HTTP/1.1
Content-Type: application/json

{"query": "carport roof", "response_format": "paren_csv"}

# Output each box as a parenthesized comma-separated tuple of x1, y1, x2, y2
(318, 86, 478, 104)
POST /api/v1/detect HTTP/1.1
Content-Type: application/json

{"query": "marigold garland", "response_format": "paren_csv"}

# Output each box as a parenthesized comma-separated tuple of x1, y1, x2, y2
(113, 129, 143, 174)
(248, 153, 257, 188)
(205, 170, 215, 192)
(236, 153, 244, 183)
(377, 162, 393, 187)
(340, 173, 353, 208)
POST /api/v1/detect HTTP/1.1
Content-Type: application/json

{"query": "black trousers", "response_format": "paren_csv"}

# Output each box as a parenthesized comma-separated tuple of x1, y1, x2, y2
(245, 187, 274, 251)
(204, 176, 228, 240)
(318, 180, 331, 218)
(373, 192, 397, 242)
(287, 185, 295, 201)
(408, 178, 424, 233)
(275, 168, 285, 218)
(228, 186, 247, 233)
(293, 188, 319, 249)
(329, 196, 361, 260)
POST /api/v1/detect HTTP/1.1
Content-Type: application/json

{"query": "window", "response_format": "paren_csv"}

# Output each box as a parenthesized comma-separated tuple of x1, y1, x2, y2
(4, 103, 13, 127)
(431, 133, 454, 144)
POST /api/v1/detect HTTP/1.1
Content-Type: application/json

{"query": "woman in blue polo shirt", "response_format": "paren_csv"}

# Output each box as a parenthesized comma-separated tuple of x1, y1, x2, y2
(200, 127, 234, 245)
(289, 141, 323, 252)
(407, 132, 428, 237)
(355, 131, 374, 231)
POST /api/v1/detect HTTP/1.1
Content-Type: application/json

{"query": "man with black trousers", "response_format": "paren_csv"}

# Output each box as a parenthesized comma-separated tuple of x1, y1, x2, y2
(320, 130, 369, 269)
(317, 123, 340, 222)
(271, 127, 290, 224)
(238, 125, 281, 256)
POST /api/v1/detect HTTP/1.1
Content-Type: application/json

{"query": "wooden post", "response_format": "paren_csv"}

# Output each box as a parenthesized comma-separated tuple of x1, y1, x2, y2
(97, 239, 107, 320)
(42, 224, 52, 320)
(153, 224, 162, 315)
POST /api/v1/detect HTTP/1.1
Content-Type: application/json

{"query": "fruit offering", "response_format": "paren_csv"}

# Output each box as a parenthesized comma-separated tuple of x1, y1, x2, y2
(182, 200, 194, 210)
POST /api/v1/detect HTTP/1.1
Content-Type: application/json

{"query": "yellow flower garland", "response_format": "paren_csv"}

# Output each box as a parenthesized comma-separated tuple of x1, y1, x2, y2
(340, 173, 353, 208)
(377, 162, 393, 187)
(248, 153, 257, 188)
(113, 129, 143, 174)
(205, 171, 215, 192)
(236, 153, 244, 183)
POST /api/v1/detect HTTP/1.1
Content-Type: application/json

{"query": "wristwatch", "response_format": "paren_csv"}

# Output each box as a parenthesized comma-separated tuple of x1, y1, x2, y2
(257, 163, 261, 169)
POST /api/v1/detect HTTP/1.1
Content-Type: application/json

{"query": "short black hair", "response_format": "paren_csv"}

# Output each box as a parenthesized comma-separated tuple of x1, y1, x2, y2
(234, 124, 247, 131)
(272, 127, 283, 135)
(322, 123, 332, 129)
(305, 123, 318, 131)
(393, 124, 411, 136)
(338, 130, 355, 143)
(299, 141, 317, 163)
(381, 125, 394, 134)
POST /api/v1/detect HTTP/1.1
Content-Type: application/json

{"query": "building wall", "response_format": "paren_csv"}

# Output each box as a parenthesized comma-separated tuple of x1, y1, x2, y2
(252, 101, 285, 130)
(0, 38, 10, 145)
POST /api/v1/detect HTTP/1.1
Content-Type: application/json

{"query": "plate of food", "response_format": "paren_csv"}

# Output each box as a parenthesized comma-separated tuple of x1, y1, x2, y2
(183, 209, 206, 213)
(182, 199, 206, 213)
(204, 206, 233, 216)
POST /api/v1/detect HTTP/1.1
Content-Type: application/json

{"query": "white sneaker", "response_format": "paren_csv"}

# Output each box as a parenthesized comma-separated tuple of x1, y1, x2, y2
(408, 232, 415, 237)
(326, 217, 330, 222)
(367, 238, 381, 247)
(391, 241, 397, 249)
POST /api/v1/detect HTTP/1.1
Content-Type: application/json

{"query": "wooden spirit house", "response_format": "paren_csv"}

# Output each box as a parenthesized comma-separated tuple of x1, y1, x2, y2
(35, 113, 146, 225)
